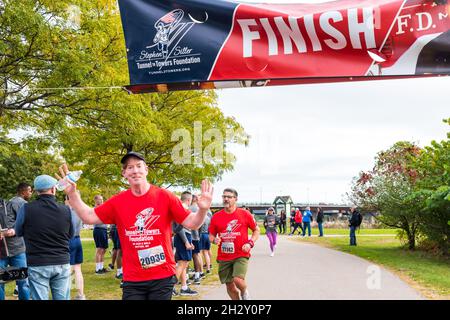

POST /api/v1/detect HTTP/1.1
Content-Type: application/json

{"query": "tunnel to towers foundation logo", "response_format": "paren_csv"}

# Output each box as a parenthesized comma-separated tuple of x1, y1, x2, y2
(136, 9, 207, 74)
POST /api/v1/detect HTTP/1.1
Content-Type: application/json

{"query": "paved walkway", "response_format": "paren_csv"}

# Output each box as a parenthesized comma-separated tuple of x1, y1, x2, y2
(203, 235, 424, 300)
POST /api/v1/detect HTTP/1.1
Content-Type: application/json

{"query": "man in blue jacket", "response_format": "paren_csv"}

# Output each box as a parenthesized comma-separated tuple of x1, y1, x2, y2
(302, 206, 313, 237)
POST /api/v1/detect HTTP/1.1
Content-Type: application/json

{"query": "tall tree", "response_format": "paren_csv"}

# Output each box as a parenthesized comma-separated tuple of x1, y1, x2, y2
(412, 119, 450, 255)
(349, 141, 422, 249)
(0, 0, 249, 194)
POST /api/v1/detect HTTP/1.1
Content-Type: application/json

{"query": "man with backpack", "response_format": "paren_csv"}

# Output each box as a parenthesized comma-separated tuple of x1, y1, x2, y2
(348, 206, 363, 246)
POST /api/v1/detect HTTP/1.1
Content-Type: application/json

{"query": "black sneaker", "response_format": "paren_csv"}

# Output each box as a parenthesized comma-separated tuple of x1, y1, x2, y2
(200, 272, 206, 279)
(194, 278, 201, 285)
(206, 270, 211, 274)
(95, 269, 106, 275)
(172, 288, 179, 296)
(13, 288, 18, 297)
(102, 267, 110, 273)
(108, 263, 114, 270)
(180, 287, 198, 296)
(120, 281, 123, 288)
(115, 273, 123, 279)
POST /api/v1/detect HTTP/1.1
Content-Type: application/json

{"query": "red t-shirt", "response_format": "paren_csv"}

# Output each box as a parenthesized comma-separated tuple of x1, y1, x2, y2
(295, 210, 303, 223)
(94, 185, 189, 282)
(209, 208, 257, 261)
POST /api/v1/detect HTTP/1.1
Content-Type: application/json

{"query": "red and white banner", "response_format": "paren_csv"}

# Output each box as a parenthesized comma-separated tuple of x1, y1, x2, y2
(118, 0, 450, 93)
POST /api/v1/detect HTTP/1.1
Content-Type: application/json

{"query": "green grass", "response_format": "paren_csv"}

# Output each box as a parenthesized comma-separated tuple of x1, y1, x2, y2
(294, 235, 450, 299)
(3, 236, 221, 300)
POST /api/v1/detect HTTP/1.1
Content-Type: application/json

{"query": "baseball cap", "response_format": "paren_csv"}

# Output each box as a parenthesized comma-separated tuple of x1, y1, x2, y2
(120, 151, 146, 164)
(34, 175, 57, 191)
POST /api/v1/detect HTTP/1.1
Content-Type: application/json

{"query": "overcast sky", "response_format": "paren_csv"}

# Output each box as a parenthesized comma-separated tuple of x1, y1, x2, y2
(202, 0, 450, 205)
(211, 77, 450, 205)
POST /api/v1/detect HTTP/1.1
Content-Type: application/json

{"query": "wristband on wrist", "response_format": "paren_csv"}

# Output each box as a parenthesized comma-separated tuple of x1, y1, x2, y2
(247, 240, 254, 248)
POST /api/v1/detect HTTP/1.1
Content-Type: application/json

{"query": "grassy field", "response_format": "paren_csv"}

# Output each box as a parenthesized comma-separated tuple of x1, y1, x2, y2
(294, 235, 450, 299)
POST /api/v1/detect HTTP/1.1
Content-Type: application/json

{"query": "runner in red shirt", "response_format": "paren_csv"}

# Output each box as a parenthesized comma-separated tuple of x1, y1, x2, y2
(209, 188, 260, 300)
(58, 151, 213, 300)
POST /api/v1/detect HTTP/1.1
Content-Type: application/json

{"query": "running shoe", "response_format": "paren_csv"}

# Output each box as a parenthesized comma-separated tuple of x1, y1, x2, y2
(180, 287, 198, 296)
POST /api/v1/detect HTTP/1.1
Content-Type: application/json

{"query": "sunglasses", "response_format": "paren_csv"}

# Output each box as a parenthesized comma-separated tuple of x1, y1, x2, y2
(222, 195, 235, 199)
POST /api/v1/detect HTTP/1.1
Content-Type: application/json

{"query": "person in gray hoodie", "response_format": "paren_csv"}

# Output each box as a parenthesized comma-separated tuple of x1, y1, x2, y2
(263, 207, 280, 257)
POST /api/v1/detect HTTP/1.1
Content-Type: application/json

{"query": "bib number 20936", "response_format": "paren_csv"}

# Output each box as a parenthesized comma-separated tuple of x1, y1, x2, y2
(138, 246, 166, 269)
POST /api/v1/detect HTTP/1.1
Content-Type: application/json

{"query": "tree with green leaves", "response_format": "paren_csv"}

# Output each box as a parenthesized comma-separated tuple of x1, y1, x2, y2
(0, 136, 58, 199)
(411, 119, 450, 255)
(0, 0, 249, 197)
(349, 141, 423, 250)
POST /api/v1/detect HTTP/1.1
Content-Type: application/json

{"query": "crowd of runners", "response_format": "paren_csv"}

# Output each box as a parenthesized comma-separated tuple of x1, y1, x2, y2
(0, 151, 259, 300)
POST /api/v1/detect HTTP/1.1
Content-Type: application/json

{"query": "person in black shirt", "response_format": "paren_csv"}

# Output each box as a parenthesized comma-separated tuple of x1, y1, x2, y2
(316, 207, 324, 237)
(15, 175, 73, 300)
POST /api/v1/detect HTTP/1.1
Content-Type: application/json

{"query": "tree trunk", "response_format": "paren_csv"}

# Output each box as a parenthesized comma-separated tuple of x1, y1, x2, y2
(402, 218, 415, 250)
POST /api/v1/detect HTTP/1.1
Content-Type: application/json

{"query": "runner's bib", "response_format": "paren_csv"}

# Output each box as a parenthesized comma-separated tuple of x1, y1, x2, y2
(138, 245, 166, 269)
(221, 241, 235, 254)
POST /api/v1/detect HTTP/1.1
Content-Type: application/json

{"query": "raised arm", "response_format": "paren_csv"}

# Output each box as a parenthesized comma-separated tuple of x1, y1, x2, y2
(57, 164, 103, 225)
(181, 180, 213, 229)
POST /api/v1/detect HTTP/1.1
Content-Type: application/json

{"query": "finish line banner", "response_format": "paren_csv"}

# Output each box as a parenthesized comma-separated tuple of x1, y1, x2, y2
(118, 0, 450, 93)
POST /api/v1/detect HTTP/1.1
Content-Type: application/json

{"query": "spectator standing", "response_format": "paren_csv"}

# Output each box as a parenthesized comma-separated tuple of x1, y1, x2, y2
(349, 206, 362, 246)
(278, 209, 286, 234)
(316, 207, 324, 237)
(302, 207, 313, 237)
(0, 182, 32, 300)
(15, 175, 73, 300)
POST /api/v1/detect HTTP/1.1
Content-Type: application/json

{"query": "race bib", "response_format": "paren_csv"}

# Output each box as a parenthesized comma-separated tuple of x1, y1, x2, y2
(221, 241, 235, 254)
(138, 245, 166, 269)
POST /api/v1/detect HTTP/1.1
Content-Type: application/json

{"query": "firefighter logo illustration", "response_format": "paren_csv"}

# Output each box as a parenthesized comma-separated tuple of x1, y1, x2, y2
(226, 219, 240, 234)
(148, 9, 209, 58)
(134, 208, 159, 233)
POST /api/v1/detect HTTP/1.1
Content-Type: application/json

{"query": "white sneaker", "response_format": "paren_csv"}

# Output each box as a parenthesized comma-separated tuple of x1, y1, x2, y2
(270, 251, 274, 257)
(242, 290, 251, 300)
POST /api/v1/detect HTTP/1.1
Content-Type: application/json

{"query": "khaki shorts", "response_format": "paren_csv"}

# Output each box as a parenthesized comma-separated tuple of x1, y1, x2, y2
(217, 257, 249, 284)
